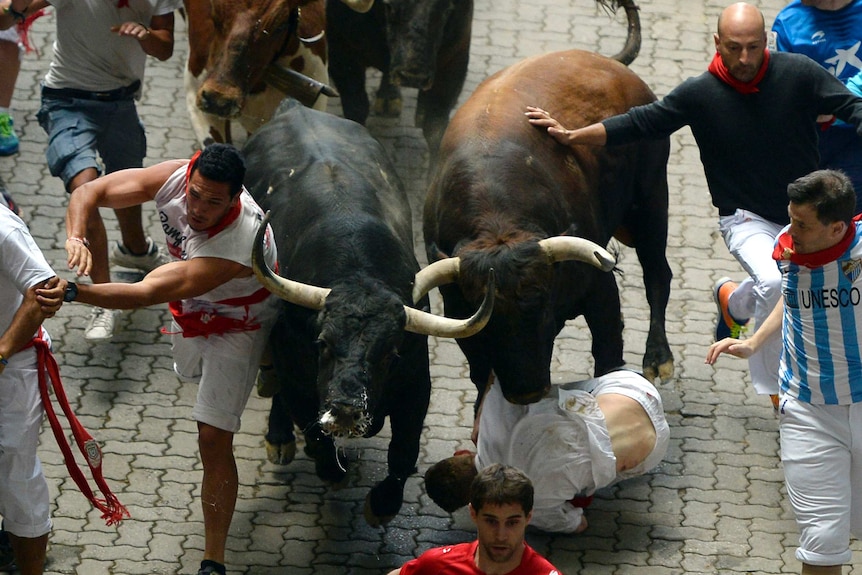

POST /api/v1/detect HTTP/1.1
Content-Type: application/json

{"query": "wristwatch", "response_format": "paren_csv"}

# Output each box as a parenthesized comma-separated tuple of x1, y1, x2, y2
(64, 281, 78, 303)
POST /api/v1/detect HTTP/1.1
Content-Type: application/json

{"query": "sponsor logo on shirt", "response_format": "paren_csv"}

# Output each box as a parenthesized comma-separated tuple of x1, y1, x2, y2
(784, 286, 862, 309)
(843, 259, 862, 283)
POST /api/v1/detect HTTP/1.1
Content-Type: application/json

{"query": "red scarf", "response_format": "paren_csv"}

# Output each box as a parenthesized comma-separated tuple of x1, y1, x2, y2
(772, 215, 861, 268)
(25, 329, 129, 525)
(708, 49, 770, 94)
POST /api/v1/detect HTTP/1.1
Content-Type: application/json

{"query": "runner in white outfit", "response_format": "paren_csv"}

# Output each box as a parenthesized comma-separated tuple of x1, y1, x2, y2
(59, 144, 277, 575)
(425, 369, 669, 534)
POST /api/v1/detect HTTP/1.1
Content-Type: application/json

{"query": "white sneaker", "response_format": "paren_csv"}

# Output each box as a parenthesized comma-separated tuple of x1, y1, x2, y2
(84, 307, 117, 342)
(110, 237, 170, 273)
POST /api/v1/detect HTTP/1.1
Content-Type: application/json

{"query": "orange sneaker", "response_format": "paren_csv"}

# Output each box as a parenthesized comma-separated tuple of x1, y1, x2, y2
(714, 277, 750, 340)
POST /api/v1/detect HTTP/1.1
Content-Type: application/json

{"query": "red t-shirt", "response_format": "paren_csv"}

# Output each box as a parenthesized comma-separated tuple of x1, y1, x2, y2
(399, 541, 561, 575)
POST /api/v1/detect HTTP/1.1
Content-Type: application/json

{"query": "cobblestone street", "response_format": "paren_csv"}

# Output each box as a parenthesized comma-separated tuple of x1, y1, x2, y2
(3, 0, 861, 573)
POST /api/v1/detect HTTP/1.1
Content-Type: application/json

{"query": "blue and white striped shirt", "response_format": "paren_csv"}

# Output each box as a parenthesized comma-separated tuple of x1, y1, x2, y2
(778, 222, 862, 405)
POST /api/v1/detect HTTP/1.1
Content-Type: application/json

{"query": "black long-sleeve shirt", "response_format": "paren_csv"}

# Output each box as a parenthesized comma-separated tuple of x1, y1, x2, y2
(603, 51, 862, 224)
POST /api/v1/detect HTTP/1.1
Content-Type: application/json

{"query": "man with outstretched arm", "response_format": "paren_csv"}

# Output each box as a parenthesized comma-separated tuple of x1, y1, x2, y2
(527, 2, 862, 414)
(707, 169, 862, 575)
(58, 143, 279, 575)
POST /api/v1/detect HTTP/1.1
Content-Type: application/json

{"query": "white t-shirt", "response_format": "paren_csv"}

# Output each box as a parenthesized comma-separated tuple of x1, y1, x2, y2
(44, 0, 182, 92)
(476, 370, 669, 533)
(155, 164, 278, 334)
(0, 207, 55, 368)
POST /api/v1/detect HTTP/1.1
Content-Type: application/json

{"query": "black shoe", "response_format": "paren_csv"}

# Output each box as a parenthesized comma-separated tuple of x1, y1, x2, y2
(197, 559, 226, 575)
(0, 528, 16, 572)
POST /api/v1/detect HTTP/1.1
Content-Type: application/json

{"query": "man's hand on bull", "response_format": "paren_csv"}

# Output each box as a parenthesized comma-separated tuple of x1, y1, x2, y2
(525, 106, 572, 145)
(525, 106, 608, 147)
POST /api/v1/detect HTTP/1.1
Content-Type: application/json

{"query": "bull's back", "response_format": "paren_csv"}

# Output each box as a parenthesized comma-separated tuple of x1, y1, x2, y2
(427, 49, 662, 250)
(243, 100, 414, 268)
(444, 49, 653, 152)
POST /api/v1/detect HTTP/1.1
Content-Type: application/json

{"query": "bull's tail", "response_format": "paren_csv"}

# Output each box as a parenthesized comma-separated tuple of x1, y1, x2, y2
(598, 0, 641, 66)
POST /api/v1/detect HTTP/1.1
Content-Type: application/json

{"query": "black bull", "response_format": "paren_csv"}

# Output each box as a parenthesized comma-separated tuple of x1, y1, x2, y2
(326, 0, 472, 158)
(245, 99, 492, 525)
(421, 48, 674, 405)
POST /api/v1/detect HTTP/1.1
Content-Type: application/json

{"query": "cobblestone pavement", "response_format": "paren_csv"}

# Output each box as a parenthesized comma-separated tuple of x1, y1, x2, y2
(3, 0, 862, 574)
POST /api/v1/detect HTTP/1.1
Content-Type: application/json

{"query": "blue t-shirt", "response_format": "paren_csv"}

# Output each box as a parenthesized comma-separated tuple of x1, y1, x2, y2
(772, 0, 862, 81)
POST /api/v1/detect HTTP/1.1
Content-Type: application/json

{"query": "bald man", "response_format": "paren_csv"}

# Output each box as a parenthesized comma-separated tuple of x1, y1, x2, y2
(526, 2, 862, 413)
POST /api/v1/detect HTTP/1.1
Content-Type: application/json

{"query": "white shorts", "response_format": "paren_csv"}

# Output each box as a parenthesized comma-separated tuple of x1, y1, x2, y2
(779, 396, 862, 566)
(0, 352, 52, 538)
(171, 321, 273, 433)
(568, 369, 670, 478)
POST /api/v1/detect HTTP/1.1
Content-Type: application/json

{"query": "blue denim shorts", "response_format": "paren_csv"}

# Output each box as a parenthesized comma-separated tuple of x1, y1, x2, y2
(37, 94, 146, 191)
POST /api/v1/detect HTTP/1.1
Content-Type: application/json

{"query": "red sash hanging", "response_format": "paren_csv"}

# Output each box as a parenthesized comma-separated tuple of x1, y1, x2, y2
(26, 329, 130, 526)
(16, 8, 47, 54)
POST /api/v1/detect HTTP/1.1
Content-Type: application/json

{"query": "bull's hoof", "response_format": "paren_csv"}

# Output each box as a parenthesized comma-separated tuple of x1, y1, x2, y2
(373, 96, 402, 118)
(265, 440, 296, 465)
(362, 475, 406, 527)
(643, 359, 675, 384)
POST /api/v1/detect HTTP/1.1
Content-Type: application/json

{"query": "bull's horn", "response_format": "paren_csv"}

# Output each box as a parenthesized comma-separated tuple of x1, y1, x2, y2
(404, 269, 495, 338)
(412, 257, 460, 304)
(253, 212, 331, 310)
(539, 236, 615, 272)
(340, 0, 374, 13)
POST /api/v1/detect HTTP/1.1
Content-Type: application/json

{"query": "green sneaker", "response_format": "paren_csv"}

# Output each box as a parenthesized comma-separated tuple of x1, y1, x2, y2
(0, 113, 19, 156)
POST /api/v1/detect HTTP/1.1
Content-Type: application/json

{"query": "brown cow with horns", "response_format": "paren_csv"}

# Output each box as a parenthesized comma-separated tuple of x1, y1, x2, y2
(419, 0, 674, 413)
(183, 0, 353, 145)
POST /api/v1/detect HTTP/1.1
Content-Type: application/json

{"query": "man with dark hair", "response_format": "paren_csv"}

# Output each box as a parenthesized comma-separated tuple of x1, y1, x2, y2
(708, 170, 862, 575)
(527, 1, 862, 414)
(57, 143, 279, 575)
(388, 464, 560, 575)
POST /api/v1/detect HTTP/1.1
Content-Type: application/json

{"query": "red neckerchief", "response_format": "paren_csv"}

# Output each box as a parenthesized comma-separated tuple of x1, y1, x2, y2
(184, 150, 243, 238)
(772, 215, 861, 268)
(708, 49, 770, 94)
(117, 0, 130, 7)
(24, 328, 129, 525)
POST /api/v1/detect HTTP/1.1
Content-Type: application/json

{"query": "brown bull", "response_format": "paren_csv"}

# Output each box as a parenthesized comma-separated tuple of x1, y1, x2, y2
(420, 44, 673, 407)
(183, 0, 331, 145)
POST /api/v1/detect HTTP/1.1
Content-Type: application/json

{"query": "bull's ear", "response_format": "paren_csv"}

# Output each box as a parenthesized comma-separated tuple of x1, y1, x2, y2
(426, 241, 451, 262)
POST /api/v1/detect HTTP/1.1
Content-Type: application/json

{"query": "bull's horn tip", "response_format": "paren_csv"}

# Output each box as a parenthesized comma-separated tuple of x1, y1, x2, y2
(596, 251, 616, 271)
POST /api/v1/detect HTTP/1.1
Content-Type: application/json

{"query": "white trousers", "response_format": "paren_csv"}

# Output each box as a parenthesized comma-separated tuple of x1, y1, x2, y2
(719, 209, 784, 395)
(780, 397, 862, 567)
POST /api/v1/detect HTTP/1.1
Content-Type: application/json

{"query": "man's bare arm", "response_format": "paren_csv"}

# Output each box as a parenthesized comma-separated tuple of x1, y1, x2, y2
(525, 106, 608, 147)
(68, 257, 251, 310)
(706, 295, 784, 364)
(65, 160, 187, 277)
(0, 276, 61, 372)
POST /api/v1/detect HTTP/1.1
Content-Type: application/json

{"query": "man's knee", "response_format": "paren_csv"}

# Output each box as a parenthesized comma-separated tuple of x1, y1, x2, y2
(197, 422, 234, 460)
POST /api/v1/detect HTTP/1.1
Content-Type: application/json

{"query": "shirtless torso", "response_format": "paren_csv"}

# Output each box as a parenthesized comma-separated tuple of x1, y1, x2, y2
(597, 393, 658, 474)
